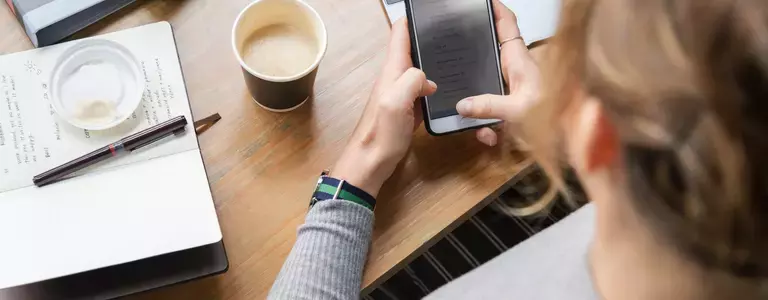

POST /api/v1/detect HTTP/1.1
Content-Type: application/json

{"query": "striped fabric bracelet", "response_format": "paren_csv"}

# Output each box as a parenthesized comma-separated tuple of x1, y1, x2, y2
(310, 176, 376, 212)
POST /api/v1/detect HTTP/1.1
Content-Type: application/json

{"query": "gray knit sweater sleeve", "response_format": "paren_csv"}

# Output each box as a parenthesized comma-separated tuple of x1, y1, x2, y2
(267, 200, 374, 300)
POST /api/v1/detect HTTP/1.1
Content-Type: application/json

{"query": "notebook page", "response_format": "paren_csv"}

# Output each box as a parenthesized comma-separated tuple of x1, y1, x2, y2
(0, 21, 197, 193)
(0, 149, 222, 289)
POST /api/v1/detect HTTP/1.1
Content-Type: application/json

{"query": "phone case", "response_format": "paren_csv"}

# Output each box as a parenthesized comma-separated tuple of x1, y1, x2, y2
(403, 0, 504, 136)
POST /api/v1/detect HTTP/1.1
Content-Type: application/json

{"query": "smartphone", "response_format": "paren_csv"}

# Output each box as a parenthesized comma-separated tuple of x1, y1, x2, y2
(405, 0, 504, 135)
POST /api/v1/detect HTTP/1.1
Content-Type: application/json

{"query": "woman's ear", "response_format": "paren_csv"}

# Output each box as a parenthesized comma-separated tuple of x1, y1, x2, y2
(562, 92, 620, 174)
(585, 102, 619, 173)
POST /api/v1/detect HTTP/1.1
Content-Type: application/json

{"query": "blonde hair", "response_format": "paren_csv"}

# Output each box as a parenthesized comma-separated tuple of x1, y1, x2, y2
(525, 0, 768, 276)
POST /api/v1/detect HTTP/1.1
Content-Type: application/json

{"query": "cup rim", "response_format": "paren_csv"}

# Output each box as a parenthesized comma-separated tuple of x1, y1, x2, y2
(50, 39, 145, 131)
(231, 0, 328, 83)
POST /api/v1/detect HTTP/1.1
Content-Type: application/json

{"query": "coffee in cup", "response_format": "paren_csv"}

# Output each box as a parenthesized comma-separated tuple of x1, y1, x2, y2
(241, 24, 318, 78)
(232, 0, 327, 112)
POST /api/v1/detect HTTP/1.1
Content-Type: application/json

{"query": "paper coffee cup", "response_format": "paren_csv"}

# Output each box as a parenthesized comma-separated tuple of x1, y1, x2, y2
(231, 0, 328, 112)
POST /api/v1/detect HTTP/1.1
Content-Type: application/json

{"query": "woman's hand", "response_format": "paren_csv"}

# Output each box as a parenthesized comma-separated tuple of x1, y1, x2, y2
(456, 0, 541, 146)
(333, 19, 437, 198)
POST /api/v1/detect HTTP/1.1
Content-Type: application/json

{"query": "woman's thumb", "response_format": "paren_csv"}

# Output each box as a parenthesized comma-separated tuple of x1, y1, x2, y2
(456, 94, 514, 119)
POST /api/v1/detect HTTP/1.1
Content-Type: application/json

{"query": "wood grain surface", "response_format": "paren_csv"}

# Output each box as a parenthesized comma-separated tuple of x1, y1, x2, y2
(0, 0, 529, 298)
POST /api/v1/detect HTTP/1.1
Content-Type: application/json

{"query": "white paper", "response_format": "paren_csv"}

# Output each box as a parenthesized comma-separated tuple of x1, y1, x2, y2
(0, 22, 198, 193)
(380, 0, 561, 45)
(0, 149, 222, 289)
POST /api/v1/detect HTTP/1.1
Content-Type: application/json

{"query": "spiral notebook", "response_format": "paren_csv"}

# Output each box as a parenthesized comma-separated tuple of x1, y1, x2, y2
(0, 22, 223, 290)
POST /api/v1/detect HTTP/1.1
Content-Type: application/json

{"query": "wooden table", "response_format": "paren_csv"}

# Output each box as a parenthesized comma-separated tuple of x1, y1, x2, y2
(0, 0, 529, 298)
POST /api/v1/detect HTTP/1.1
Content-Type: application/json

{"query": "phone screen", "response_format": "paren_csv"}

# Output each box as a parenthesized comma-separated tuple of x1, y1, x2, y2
(410, 0, 502, 119)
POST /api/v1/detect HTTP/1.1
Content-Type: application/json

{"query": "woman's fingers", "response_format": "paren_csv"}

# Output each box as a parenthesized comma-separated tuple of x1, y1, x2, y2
(492, 0, 529, 83)
(492, 0, 521, 41)
(381, 19, 414, 84)
(393, 68, 436, 107)
(422, 80, 438, 97)
(476, 127, 499, 146)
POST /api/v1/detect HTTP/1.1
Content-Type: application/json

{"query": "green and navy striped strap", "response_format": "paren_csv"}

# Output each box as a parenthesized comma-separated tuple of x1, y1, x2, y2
(310, 176, 376, 212)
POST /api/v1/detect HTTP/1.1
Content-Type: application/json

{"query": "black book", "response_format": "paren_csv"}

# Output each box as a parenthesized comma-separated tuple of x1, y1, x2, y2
(6, 0, 137, 47)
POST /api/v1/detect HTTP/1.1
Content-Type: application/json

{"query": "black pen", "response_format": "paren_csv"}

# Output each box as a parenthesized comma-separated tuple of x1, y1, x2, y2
(33, 116, 188, 187)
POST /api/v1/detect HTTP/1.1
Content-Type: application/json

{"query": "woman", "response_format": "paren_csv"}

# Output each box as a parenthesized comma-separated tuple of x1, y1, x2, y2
(269, 0, 768, 299)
